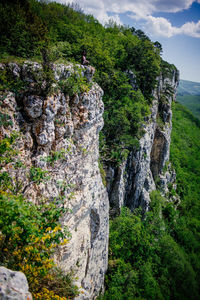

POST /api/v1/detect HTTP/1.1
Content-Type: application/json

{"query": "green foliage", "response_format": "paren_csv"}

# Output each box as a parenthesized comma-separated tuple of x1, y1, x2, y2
(161, 60, 177, 80)
(29, 166, 50, 184)
(0, 0, 163, 163)
(177, 94, 200, 120)
(1, 3, 199, 299)
(105, 103, 200, 299)
(48, 41, 72, 62)
(99, 133, 130, 165)
(0, 112, 12, 128)
(98, 159, 107, 187)
(58, 66, 90, 97)
(0, 0, 48, 58)
(0, 66, 26, 93)
(170, 103, 200, 272)
(170, 103, 200, 212)
(102, 88, 149, 163)
(104, 196, 199, 300)
(0, 135, 78, 299)
(0, 191, 78, 299)
(0, 172, 12, 191)
(0, 133, 19, 166)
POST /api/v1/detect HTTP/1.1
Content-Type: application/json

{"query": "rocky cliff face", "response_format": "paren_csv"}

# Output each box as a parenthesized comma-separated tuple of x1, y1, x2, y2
(0, 62, 109, 299)
(0, 61, 179, 299)
(106, 67, 179, 214)
(0, 267, 32, 300)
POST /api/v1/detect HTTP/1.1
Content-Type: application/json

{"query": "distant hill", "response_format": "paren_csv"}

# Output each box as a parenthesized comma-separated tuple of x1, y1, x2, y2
(176, 95, 200, 119)
(177, 79, 200, 96)
(177, 80, 200, 119)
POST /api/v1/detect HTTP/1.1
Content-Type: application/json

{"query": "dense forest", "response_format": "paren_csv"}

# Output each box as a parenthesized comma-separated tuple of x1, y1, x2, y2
(0, 0, 167, 163)
(103, 103, 200, 299)
(177, 94, 200, 119)
(177, 79, 200, 119)
(0, 1, 200, 299)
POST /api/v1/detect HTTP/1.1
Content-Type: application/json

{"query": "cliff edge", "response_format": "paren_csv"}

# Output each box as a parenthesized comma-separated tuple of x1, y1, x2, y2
(0, 60, 179, 299)
(106, 64, 179, 214)
(0, 62, 109, 299)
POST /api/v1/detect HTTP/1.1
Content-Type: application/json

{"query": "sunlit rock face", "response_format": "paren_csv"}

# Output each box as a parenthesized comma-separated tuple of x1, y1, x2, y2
(0, 267, 32, 300)
(106, 68, 179, 213)
(0, 59, 179, 298)
(0, 62, 109, 299)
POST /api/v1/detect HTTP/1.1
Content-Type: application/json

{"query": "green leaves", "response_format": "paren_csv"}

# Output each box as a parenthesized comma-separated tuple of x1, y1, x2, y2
(0, 0, 48, 57)
(0, 190, 76, 298)
(0, 133, 19, 166)
(0, 0, 162, 165)
(102, 87, 150, 163)
(29, 166, 50, 184)
(170, 103, 200, 217)
(105, 186, 200, 300)
(59, 65, 90, 97)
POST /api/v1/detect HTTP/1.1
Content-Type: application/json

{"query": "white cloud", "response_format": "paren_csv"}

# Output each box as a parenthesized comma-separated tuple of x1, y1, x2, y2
(141, 16, 200, 38)
(145, 16, 178, 37)
(55, 0, 200, 38)
(64, 0, 197, 16)
(180, 20, 200, 37)
(153, 0, 194, 13)
(65, 0, 122, 24)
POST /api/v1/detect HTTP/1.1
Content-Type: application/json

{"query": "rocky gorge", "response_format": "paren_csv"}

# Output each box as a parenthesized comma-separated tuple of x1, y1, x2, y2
(106, 67, 179, 215)
(0, 61, 179, 299)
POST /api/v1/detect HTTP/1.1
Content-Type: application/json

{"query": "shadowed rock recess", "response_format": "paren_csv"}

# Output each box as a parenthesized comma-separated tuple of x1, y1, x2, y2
(106, 67, 179, 214)
(0, 61, 179, 299)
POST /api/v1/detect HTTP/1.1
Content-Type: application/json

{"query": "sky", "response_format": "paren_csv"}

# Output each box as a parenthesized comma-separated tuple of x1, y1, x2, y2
(56, 0, 200, 82)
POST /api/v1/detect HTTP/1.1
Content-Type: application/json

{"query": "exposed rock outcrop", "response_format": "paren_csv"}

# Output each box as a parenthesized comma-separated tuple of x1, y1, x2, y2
(0, 267, 32, 300)
(0, 60, 179, 299)
(106, 67, 179, 213)
(0, 62, 109, 299)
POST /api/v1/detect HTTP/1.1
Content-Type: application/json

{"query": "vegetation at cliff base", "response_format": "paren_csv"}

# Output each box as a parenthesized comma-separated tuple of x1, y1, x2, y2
(1, 1, 198, 299)
(103, 103, 200, 299)
(0, 135, 78, 299)
(177, 94, 200, 119)
(170, 102, 200, 223)
(177, 79, 200, 119)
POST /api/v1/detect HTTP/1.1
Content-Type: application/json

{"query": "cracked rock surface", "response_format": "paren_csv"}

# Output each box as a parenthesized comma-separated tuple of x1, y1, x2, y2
(0, 62, 109, 299)
(0, 266, 32, 300)
(106, 68, 179, 213)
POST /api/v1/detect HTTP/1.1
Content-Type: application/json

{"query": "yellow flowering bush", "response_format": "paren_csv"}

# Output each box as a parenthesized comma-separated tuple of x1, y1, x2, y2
(0, 191, 78, 299)
(0, 136, 78, 299)
(34, 288, 66, 300)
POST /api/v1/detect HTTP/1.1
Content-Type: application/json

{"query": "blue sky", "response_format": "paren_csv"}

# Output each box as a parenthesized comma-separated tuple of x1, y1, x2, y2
(58, 0, 200, 82)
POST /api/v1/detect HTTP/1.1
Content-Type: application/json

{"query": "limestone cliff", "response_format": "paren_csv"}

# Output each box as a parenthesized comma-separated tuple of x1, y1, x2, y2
(0, 61, 179, 299)
(106, 66, 179, 214)
(0, 267, 32, 300)
(0, 62, 109, 299)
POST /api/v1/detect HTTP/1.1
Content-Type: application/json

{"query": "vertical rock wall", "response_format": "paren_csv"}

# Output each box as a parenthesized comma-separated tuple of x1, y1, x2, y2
(0, 267, 32, 300)
(0, 62, 109, 299)
(106, 67, 179, 213)
(0, 60, 179, 299)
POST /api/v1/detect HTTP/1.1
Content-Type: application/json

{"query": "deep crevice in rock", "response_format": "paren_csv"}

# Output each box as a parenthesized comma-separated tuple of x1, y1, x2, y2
(150, 127, 167, 179)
